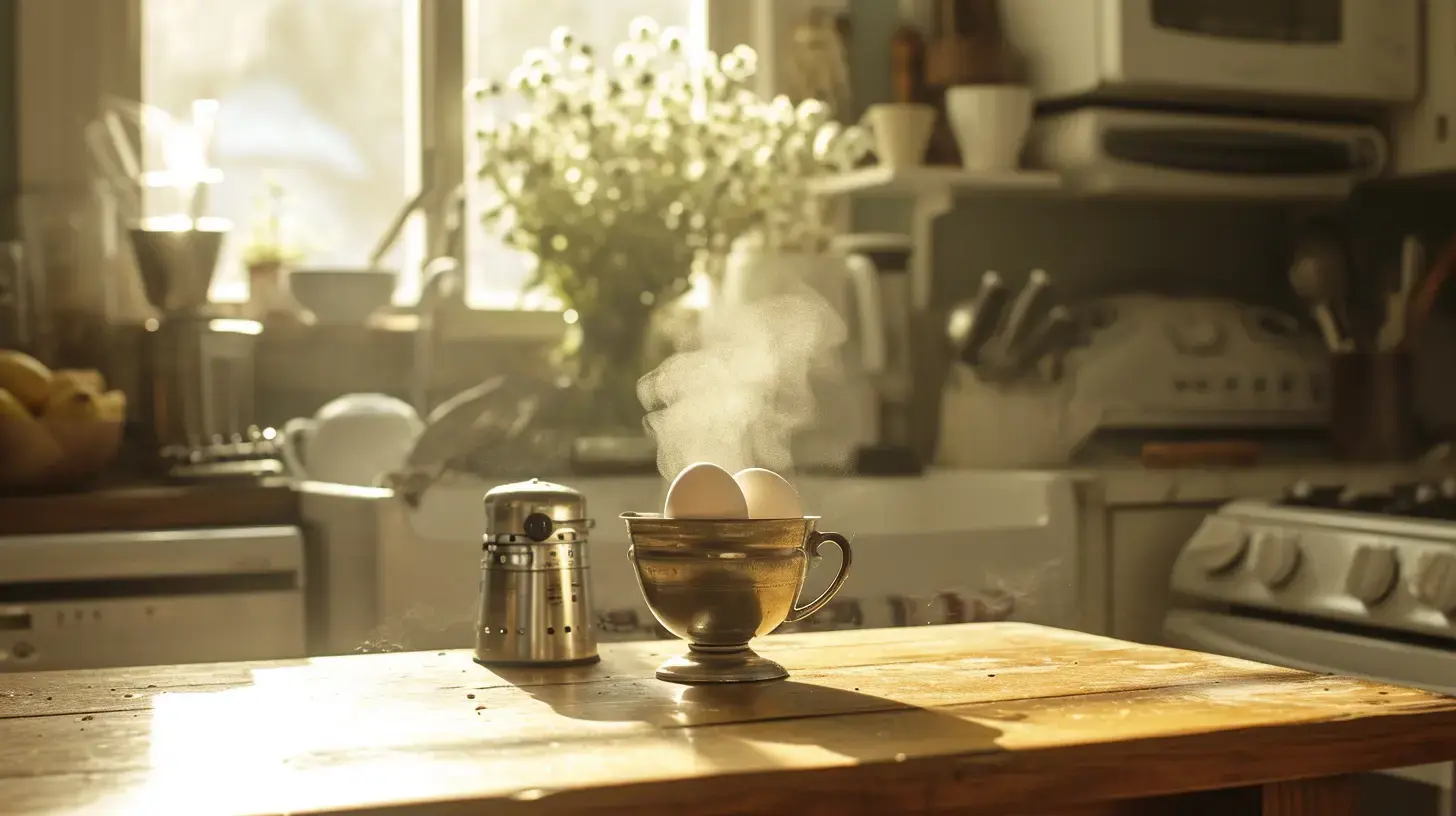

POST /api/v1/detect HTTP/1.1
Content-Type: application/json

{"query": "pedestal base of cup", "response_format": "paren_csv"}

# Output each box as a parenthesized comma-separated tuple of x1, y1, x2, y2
(655, 643, 788, 684)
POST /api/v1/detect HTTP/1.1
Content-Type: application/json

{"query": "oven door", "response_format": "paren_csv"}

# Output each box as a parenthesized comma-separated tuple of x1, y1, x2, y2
(1106, 0, 1418, 105)
(1165, 607, 1454, 812)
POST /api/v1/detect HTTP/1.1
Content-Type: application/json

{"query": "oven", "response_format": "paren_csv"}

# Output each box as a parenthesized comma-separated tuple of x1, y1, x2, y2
(1165, 486, 1456, 816)
(1002, 0, 1419, 110)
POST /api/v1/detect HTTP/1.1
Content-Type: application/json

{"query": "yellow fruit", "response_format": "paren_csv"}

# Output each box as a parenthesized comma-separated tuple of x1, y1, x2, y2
(53, 369, 105, 395)
(95, 390, 127, 423)
(42, 381, 100, 422)
(0, 350, 52, 413)
(0, 388, 33, 420)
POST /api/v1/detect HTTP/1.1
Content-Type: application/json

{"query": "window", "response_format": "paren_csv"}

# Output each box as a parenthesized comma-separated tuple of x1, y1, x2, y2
(143, 0, 419, 304)
(463, 0, 707, 309)
(142, 0, 715, 309)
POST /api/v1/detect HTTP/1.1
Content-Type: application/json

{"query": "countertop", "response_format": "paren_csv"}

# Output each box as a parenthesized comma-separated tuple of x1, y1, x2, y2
(2, 622, 1455, 815)
(0, 481, 299, 535)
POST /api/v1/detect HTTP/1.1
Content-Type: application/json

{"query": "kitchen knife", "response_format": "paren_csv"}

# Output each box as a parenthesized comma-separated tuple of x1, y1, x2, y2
(993, 268, 1053, 361)
(1009, 305, 1076, 376)
(947, 270, 1008, 366)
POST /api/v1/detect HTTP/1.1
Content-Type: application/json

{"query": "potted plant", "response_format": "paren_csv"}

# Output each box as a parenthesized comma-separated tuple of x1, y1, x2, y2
(473, 18, 868, 437)
(240, 177, 304, 320)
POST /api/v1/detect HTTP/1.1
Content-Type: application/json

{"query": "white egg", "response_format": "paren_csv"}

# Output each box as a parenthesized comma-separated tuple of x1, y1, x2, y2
(733, 468, 804, 519)
(663, 462, 749, 519)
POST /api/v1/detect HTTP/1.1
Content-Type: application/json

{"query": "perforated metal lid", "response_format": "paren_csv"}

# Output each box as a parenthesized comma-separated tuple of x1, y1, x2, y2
(483, 478, 587, 541)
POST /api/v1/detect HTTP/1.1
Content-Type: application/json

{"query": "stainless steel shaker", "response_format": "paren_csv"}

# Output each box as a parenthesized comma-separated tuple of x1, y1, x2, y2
(474, 479, 600, 667)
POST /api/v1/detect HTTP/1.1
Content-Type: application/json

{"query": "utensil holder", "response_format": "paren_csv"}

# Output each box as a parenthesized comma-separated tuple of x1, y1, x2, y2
(1330, 351, 1421, 462)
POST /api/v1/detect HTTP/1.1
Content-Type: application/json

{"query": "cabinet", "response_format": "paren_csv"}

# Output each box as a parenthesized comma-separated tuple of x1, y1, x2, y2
(1393, 0, 1456, 176)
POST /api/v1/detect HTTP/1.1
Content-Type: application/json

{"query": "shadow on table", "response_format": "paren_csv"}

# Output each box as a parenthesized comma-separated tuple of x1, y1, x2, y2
(491, 667, 1005, 773)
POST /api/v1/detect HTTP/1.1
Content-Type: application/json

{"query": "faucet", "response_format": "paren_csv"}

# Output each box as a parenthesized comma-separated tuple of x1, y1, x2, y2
(411, 183, 466, 417)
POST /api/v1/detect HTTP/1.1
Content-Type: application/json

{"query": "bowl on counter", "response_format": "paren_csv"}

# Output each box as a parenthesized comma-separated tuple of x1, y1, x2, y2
(289, 267, 397, 325)
(0, 417, 125, 491)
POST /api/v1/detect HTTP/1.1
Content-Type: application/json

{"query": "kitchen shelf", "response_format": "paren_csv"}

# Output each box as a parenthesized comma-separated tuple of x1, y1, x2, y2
(808, 165, 1062, 312)
(807, 165, 1063, 198)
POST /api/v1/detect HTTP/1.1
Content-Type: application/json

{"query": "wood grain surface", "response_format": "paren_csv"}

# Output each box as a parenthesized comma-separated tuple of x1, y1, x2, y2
(1, 622, 1453, 816)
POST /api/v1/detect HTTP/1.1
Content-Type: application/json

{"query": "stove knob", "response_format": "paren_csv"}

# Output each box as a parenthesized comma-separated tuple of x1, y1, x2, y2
(1346, 544, 1399, 605)
(1410, 551, 1456, 615)
(1190, 524, 1249, 575)
(1250, 531, 1301, 589)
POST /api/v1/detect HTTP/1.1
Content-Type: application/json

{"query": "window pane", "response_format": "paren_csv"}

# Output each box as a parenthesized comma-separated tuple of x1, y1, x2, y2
(465, 0, 703, 309)
(143, 0, 414, 304)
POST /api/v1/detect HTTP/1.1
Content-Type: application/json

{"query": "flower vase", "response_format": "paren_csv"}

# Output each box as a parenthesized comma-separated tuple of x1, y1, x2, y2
(569, 303, 654, 434)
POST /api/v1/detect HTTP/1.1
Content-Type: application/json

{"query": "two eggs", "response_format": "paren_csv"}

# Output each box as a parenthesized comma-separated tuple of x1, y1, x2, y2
(663, 463, 805, 520)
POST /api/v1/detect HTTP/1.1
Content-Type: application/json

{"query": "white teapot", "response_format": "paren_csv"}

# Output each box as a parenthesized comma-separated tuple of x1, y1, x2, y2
(281, 393, 423, 486)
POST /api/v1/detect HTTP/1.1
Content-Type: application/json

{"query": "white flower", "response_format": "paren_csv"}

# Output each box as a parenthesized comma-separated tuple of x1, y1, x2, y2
(549, 26, 575, 52)
(660, 26, 687, 53)
(472, 15, 868, 300)
(629, 16, 660, 43)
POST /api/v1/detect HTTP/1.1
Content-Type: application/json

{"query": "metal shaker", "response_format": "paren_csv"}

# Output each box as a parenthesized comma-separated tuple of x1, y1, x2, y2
(474, 478, 600, 667)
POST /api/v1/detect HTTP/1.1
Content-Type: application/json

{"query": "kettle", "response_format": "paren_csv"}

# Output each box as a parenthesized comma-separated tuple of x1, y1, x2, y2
(715, 245, 885, 471)
(281, 393, 424, 486)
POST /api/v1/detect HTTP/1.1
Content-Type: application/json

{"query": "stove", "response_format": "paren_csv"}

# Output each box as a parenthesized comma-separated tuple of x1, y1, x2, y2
(1166, 480, 1456, 816)
(1170, 480, 1456, 648)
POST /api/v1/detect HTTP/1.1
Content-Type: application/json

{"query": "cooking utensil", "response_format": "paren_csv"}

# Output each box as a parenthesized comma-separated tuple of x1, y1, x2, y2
(1289, 231, 1354, 352)
(475, 479, 600, 668)
(185, 99, 221, 224)
(1009, 304, 1076, 374)
(1140, 440, 1261, 469)
(946, 270, 1007, 366)
(990, 267, 1052, 361)
(622, 513, 852, 683)
(1378, 235, 1423, 351)
(84, 120, 142, 218)
(102, 109, 141, 185)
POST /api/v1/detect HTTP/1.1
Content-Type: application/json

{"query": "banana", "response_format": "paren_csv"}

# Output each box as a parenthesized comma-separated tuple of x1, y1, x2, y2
(0, 350, 52, 413)
(43, 380, 101, 422)
(95, 390, 127, 423)
(0, 387, 34, 421)
(53, 369, 106, 395)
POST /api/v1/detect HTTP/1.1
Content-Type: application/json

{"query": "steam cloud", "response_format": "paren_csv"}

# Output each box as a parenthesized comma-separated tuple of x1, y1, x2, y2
(638, 275, 848, 479)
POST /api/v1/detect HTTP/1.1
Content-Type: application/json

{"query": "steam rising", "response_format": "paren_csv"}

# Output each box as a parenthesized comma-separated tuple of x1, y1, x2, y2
(638, 277, 848, 479)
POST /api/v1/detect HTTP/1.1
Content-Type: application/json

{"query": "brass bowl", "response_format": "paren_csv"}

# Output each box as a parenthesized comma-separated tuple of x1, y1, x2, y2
(622, 513, 852, 684)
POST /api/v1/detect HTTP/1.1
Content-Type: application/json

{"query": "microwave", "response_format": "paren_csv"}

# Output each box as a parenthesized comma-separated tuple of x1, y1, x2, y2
(1001, 0, 1420, 111)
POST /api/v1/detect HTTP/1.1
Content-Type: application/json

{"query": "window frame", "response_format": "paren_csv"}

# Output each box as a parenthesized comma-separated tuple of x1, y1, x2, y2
(15, 0, 812, 328)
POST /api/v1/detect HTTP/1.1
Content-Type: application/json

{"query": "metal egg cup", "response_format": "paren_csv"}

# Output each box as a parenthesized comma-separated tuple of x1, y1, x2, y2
(621, 513, 853, 684)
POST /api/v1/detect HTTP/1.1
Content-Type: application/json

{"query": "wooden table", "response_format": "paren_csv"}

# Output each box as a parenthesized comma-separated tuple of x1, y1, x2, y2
(2, 623, 1454, 816)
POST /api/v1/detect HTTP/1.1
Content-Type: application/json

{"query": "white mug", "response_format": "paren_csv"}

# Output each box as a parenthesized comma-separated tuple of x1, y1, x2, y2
(944, 85, 1033, 171)
(860, 103, 937, 169)
(281, 393, 423, 486)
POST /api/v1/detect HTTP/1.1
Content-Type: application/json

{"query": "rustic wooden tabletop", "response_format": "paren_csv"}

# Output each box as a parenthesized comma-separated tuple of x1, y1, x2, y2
(1, 622, 1454, 816)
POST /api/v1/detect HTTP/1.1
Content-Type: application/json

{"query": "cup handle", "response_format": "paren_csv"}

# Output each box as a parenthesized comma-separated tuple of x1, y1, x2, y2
(784, 531, 853, 624)
(280, 417, 314, 479)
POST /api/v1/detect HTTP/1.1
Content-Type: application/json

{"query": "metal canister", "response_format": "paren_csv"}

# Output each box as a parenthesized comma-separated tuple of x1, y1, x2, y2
(474, 478, 599, 667)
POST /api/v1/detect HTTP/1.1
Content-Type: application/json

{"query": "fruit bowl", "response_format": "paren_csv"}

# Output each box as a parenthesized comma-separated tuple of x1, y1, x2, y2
(0, 351, 127, 491)
(0, 415, 124, 490)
